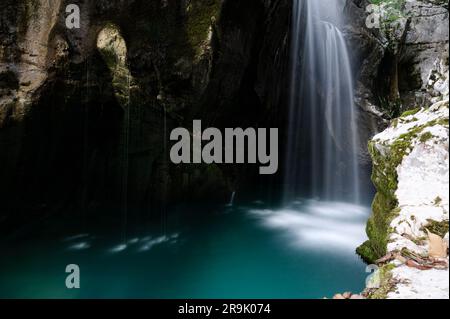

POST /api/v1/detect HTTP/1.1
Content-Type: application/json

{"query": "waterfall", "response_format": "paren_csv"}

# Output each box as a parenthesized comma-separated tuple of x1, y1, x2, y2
(284, 0, 360, 204)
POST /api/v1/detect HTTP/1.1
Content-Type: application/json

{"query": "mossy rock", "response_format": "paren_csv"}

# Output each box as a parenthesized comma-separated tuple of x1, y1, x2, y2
(401, 107, 420, 117)
(357, 124, 418, 262)
(358, 108, 449, 263)
(419, 131, 433, 143)
(357, 139, 404, 263)
(421, 219, 449, 238)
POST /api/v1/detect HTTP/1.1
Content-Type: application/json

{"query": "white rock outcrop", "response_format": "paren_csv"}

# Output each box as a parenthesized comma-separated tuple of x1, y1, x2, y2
(385, 101, 449, 255)
(364, 99, 449, 299)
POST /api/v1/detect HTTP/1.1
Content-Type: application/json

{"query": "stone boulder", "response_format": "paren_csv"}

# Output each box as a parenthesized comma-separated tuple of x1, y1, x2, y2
(358, 99, 449, 263)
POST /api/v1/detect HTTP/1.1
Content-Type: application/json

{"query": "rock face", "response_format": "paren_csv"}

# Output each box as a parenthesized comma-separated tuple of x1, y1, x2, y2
(358, 100, 449, 263)
(345, 0, 449, 120)
(400, 0, 449, 106)
(359, 99, 449, 299)
(0, 0, 63, 124)
(0, 0, 292, 229)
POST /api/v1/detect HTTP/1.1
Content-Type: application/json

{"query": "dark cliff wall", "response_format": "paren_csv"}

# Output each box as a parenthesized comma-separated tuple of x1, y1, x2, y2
(0, 0, 292, 230)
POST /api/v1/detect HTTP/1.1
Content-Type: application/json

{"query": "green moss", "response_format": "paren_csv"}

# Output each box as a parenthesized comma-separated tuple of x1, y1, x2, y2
(437, 118, 449, 126)
(359, 109, 449, 263)
(358, 194, 400, 263)
(419, 132, 433, 143)
(421, 219, 449, 238)
(401, 107, 420, 117)
(185, 0, 221, 56)
(356, 241, 379, 264)
(357, 133, 413, 262)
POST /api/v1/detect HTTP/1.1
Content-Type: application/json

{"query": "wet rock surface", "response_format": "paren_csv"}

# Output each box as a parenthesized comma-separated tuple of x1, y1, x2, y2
(0, 0, 292, 230)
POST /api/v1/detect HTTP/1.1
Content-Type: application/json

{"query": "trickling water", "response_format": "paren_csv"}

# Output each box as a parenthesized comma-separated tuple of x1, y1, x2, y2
(285, 0, 361, 204)
(162, 105, 168, 235)
(227, 191, 236, 207)
(82, 59, 90, 231)
(121, 72, 131, 245)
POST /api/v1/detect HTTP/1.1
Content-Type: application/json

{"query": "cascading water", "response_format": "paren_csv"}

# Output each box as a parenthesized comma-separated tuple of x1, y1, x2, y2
(285, 0, 361, 204)
(245, 0, 369, 288)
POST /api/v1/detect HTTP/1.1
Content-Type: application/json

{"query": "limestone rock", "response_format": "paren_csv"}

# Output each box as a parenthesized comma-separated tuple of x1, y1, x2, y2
(358, 99, 449, 262)
(360, 98, 449, 299)
(345, 0, 449, 120)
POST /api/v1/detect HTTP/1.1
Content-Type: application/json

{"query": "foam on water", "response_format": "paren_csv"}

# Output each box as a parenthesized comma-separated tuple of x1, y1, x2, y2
(137, 233, 180, 252)
(63, 234, 90, 242)
(109, 244, 128, 253)
(249, 200, 369, 254)
(68, 242, 91, 251)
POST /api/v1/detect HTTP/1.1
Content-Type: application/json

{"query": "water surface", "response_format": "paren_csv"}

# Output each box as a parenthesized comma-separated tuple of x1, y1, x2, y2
(0, 200, 369, 299)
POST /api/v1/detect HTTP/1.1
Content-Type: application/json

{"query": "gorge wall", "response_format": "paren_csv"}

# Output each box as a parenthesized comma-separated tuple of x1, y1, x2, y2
(0, 0, 292, 231)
